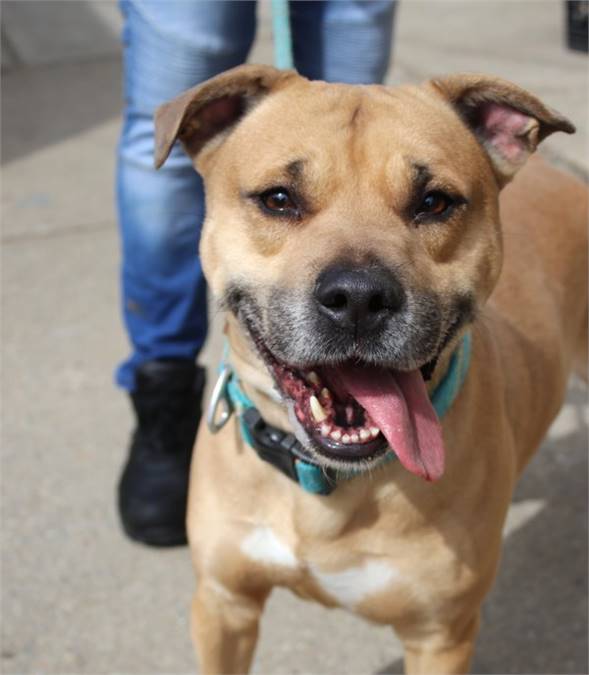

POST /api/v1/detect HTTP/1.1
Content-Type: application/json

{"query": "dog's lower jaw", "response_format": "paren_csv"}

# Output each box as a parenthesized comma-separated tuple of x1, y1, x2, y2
(225, 341, 392, 473)
(284, 399, 391, 472)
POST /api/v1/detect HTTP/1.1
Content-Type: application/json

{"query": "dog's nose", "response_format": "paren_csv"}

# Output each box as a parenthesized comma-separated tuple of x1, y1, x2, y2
(314, 264, 405, 332)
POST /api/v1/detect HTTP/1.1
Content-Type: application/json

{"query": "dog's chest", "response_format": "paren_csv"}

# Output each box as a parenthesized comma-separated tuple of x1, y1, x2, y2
(237, 522, 417, 617)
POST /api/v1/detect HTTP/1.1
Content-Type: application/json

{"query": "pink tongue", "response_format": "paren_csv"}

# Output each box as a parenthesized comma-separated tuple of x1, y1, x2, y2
(333, 366, 445, 481)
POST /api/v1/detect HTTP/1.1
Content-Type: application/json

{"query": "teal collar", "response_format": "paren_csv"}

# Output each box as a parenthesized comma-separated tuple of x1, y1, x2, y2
(209, 332, 472, 495)
(429, 331, 472, 418)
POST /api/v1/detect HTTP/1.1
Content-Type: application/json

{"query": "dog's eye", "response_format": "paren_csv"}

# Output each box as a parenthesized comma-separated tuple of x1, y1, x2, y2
(259, 188, 297, 215)
(416, 191, 454, 218)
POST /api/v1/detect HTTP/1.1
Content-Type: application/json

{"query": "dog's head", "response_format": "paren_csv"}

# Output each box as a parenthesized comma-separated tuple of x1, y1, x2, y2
(155, 65, 573, 480)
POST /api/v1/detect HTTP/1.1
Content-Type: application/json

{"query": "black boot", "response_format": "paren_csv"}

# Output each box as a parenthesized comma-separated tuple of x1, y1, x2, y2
(118, 360, 206, 547)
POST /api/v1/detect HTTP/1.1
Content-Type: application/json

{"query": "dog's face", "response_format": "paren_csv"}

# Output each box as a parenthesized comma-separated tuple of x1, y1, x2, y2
(200, 79, 496, 368)
(156, 66, 573, 480)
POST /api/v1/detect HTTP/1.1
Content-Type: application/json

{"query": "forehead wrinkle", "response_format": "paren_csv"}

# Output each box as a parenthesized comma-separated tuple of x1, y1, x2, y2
(345, 92, 371, 186)
(385, 154, 415, 211)
(286, 159, 305, 180)
(349, 102, 362, 128)
(411, 161, 432, 194)
(412, 158, 471, 196)
(242, 157, 307, 192)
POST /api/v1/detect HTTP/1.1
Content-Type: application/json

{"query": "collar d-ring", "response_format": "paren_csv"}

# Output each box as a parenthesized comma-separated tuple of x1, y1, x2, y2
(206, 364, 234, 434)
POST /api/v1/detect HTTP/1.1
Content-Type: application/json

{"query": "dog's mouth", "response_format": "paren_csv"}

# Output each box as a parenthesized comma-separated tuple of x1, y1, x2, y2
(248, 327, 445, 481)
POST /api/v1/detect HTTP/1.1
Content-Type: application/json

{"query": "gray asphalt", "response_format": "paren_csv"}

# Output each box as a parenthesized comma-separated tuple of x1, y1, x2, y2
(2, 2, 587, 673)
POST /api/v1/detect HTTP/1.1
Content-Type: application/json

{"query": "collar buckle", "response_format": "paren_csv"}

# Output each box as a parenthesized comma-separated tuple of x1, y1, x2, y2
(241, 408, 337, 494)
(241, 407, 300, 482)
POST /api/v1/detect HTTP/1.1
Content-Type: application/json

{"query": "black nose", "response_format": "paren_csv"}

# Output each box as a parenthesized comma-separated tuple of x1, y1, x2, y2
(314, 264, 405, 332)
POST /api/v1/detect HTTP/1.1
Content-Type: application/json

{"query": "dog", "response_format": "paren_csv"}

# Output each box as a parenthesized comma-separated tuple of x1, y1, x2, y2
(154, 65, 587, 674)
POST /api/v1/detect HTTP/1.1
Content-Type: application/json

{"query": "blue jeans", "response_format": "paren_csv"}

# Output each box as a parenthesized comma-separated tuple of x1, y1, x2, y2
(116, 0, 396, 391)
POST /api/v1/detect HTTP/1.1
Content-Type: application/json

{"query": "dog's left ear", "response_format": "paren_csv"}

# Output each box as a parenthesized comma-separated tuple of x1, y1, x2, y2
(430, 74, 575, 185)
(154, 64, 296, 169)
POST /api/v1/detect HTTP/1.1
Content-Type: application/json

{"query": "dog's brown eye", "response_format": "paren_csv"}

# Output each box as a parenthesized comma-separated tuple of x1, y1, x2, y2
(417, 191, 454, 217)
(260, 188, 297, 214)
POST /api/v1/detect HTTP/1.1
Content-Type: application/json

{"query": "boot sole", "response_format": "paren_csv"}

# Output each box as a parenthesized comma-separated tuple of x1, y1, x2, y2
(121, 521, 188, 548)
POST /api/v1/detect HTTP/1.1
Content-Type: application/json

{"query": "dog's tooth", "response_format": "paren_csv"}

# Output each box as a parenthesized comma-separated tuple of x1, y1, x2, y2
(310, 395, 328, 422)
(360, 429, 370, 441)
(370, 427, 380, 438)
(331, 430, 342, 441)
(320, 387, 331, 400)
(342, 434, 351, 444)
(350, 433, 359, 444)
(306, 371, 320, 386)
(320, 423, 331, 437)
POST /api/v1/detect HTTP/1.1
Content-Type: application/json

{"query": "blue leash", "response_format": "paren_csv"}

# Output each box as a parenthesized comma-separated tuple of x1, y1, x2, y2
(271, 0, 295, 70)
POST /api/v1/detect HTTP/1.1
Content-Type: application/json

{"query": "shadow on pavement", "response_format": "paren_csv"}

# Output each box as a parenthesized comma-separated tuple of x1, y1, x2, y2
(1, 57, 122, 165)
(1, 0, 123, 166)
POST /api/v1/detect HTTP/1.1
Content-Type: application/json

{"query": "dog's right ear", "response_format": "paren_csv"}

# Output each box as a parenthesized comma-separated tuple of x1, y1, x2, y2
(154, 64, 296, 169)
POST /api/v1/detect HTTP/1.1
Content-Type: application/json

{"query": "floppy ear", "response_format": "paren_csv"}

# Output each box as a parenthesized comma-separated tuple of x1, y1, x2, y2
(154, 64, 296, 169)
(430, 74, 575, 185)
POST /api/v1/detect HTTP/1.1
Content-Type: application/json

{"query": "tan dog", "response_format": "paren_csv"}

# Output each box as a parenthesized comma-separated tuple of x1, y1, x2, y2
(154, 65, 587, 674)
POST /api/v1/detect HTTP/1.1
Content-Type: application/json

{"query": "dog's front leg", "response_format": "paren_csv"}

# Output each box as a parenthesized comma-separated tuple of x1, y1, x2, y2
(191, 581, 269, 675)
(401, 612, 480, 675)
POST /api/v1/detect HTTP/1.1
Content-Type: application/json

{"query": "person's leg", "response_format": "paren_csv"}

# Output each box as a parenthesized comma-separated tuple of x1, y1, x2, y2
(117, 0, 257, 389)
(117, 0, 256, 546)
(290, 0, 396, 84)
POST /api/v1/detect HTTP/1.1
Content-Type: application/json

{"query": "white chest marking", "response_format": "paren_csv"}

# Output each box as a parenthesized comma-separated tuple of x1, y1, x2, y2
(240, 526, 298, 568)
(311, 560, 399, 609)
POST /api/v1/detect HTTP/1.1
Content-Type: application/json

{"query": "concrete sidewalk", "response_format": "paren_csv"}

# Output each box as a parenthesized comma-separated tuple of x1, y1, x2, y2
(2, 2, 587, 673)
